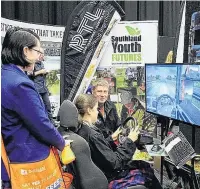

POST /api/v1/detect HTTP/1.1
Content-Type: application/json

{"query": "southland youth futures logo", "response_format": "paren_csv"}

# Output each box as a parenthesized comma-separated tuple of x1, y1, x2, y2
(111, 26, 142, 64)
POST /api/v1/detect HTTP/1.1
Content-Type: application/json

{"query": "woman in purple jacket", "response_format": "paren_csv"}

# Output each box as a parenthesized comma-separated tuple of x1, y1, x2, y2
(1, 28, 65, 188)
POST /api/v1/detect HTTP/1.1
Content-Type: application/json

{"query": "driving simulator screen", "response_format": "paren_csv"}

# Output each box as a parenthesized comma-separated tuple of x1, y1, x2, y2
(145, 64, 200, 126)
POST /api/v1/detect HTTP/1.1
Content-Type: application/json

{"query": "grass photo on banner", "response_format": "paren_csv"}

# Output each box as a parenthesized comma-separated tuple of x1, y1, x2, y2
(88, 65, 157, 162)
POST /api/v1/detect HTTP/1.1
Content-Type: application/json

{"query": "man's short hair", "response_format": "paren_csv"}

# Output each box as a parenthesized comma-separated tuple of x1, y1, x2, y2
(92, 78, 109, 91)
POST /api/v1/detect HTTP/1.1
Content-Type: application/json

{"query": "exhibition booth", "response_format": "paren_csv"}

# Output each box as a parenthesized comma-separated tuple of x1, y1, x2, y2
(1, 1, 200, 189)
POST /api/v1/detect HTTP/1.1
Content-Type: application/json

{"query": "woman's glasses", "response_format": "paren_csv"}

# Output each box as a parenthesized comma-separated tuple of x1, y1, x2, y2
(31, 48, 44, 54)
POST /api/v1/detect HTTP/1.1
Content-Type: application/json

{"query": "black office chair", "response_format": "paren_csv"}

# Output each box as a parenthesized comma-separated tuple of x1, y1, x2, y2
(58, 100, 108, 189)
(58, 100, 147, 189)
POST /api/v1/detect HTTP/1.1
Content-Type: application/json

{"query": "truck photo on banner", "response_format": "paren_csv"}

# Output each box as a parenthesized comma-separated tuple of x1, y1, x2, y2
(88, 21, 158, 152)
(1, 17, 65, 118)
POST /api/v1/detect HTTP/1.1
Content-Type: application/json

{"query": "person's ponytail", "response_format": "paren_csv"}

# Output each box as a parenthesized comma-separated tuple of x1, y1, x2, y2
(78, 114, 83, 124)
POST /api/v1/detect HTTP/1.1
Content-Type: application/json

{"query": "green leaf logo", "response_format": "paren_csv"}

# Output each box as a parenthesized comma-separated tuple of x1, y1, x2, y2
(125, 26, 141, 36)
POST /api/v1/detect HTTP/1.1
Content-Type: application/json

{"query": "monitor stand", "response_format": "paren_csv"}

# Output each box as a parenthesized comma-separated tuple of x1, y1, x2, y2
(157, 116, 170, 186)
(158, 117, 200, 189)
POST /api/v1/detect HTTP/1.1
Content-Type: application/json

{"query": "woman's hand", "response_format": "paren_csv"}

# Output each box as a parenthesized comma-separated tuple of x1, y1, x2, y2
(112, 127, 122, 141)
(128, 126, 140, 142)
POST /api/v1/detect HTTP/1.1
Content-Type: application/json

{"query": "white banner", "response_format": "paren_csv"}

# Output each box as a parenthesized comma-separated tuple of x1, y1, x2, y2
(176, 1, 186, 63)
(87, 21, 158, 135)
(1, 17, 65, 70)
(1, 17, 65, 117)
(100, 21, 158, 67)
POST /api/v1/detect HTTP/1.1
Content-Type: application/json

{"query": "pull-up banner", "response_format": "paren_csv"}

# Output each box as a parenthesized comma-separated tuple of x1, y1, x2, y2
(100, 21, 158, 67)
(86, 21, 158, 134)
(61, 0, 125, 102)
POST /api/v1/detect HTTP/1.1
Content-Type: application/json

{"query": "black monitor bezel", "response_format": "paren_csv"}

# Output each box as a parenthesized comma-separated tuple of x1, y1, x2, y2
(145, 63, 200, 127)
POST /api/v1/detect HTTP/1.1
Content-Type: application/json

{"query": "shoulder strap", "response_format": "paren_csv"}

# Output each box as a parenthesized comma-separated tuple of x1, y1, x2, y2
(1, 136, 11, 178)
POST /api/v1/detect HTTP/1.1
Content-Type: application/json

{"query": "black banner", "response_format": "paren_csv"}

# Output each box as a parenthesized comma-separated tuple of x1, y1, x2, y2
(61, 0, 124, 103)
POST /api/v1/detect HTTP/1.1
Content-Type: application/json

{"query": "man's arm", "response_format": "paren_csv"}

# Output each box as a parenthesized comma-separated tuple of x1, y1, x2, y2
(33, 69, 48, 77)
(27, 69, 47, 78)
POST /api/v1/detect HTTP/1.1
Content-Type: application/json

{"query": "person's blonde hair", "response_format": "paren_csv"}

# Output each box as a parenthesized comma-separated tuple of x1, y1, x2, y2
(74, 94, 97, 123)
(92, 78, 109, 91)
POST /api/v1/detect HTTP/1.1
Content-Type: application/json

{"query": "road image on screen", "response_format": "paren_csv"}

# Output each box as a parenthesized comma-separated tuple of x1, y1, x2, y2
(145, 64, 200, 126)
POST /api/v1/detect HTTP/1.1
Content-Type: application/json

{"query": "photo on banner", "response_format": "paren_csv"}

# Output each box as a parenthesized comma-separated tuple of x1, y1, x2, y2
(86, 21, 158, 161)
(1, 17, 65, 118)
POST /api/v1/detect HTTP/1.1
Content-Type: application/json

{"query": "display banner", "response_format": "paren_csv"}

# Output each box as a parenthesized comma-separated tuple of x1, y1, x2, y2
(87, 21, 158, 155)
(91, 21, 158, 129)
(173, 0, 186, 63)
(1, 17, 65, 117)
(60, 0, 125, 103)
(100, 21, 158, 67)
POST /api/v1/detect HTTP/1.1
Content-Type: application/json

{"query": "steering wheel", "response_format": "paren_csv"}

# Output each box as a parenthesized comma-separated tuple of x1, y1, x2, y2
(156, 94, 175, 117)
(118, 117, 138, 144)
(118, 116, 153, 146)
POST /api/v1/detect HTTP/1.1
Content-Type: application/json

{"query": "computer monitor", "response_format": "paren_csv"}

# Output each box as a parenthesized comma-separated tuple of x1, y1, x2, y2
(145, 63, 200, 126)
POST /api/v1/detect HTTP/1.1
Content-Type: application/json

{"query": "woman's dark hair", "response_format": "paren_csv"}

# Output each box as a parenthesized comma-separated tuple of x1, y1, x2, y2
(1, 28, 40, 67)
(2, 27, 22, 49)
(75, 94, 98, 123)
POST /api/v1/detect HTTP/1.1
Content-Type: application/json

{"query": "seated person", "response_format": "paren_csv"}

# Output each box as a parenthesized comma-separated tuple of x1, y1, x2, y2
(74, 94, 162, 189)
(92, 79, 121, 138)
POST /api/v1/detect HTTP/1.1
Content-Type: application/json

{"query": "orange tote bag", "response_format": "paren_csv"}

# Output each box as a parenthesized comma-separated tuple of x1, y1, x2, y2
(1, 137, 73, 189)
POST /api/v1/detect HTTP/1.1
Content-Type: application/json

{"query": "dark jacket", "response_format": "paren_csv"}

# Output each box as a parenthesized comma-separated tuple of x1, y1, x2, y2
(95, 100, 121, 138)
(77, 122, 136, 180)
(1, 64, 65, 181)
(32, 61, 48, 93)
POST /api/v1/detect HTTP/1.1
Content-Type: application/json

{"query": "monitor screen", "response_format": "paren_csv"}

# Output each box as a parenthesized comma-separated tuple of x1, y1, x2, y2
(145, 64, 200, 126)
